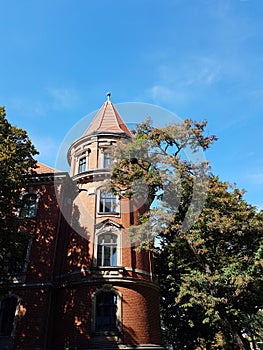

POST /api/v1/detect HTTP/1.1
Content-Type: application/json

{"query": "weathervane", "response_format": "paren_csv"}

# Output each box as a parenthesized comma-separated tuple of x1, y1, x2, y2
(106, 92, 111, 101)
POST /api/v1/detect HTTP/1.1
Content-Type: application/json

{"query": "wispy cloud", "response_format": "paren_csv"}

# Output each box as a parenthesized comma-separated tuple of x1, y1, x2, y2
(6, 96, 46, 119)
(247, 172, 263, 185)
(6, 87, 80, 116)
(47, 87, 80, 109)
(183, 57, 221, 87)
(158, 57, 221, 87)
(146, 84, 195, 106)
(145, 56, 222, 104)
(148, 85, 178, 104)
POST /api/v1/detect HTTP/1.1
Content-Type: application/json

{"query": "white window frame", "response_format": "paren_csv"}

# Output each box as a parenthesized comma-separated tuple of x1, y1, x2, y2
(97, 190, 120, 215)
(97, 233, 118, 267)
(94, 220, 122, 267)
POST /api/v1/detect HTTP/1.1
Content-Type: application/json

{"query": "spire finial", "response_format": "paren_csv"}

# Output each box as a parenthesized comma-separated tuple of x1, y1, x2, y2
(106, 92, 111, 101)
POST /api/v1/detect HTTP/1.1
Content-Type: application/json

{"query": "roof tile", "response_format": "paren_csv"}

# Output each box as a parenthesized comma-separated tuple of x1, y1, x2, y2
(35, 162, 58, 174)
(83, 101, 133, 137)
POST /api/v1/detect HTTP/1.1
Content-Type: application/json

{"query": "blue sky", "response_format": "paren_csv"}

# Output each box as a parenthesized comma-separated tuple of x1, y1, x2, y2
(1, 0, 263, 209)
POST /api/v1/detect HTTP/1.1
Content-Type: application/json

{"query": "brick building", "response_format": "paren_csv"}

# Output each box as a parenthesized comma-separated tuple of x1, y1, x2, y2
(0, 96, 164, 350)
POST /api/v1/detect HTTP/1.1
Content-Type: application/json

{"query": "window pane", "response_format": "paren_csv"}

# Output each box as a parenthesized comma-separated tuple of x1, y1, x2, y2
(111, 235, 117, 244)
(99, 199, 104, 213)
(103, 234, 113, 243)
(97, 245, 102, 266)
(99, 191, 118, 213)
(19, 194, 37, 219)
(28, 204, 36, 218)
(78, 157, 86, 173)
(95, 293, 117, 332)
(97, 234, 118, 267)
(0, 297, 17, 336)
(112, 247, 117, 266)
(105, 199, 112, 212)
(103, 152, 111, 168)
(104, 247, 111, 266)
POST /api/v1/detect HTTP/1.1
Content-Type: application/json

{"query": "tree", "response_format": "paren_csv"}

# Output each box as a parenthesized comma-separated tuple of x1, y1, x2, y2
(156, 177, 263, 349)
(109, 118, 263, 349)
(0, 106, 38, 291)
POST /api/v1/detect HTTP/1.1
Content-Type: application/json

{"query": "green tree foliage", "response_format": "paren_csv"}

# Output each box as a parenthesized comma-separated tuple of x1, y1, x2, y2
(0, 107, 38, 290)
(110, 118, 263, 349)
(111, 118, 216, 237)
(156, 177, 263, 349)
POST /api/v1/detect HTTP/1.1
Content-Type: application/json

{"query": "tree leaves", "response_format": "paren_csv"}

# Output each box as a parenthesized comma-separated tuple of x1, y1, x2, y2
(110, 117, 262, 349)
(157, 177, 263, 349)
(0, 106, 38, 291)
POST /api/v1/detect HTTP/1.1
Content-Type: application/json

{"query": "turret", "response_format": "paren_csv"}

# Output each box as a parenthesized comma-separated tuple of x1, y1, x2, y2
(66, 95, 163, 348)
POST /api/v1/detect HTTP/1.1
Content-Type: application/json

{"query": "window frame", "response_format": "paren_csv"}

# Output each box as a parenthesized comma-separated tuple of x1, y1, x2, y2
(103, 151, 111, 168)
(97, 233, 118, 267)
(95, 292, 117, 332)
(19, 192, 38, 219)
(94, 220, 122, 267)
(100, 147, 113, 169)
(91, 288, 122, 334)
(15, 234, 34, 281)
(78, 156, 87, 173)
(98, 190, 119, 215)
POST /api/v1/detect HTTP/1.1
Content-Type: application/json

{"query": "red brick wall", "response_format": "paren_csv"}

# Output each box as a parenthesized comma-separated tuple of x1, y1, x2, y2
(11, 173, 162, 349)
(24, 183, 61, 283)
(51, 286, 94, 348)
(13, 287, 50, 349)
(117, 284, 162, 345)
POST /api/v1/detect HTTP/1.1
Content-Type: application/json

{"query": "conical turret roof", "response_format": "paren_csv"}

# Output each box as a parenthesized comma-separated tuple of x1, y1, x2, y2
(83, 94, 133, 137)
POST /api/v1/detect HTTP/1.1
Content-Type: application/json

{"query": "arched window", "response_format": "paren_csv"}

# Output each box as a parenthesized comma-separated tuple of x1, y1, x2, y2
(94, 220, 122, 267)
(95, 292, 117, 332)
(99, 191, 119, 214)
(19, 193, 38, 219)
(0, 296, 17, 336)
(97, 234, 117, 266)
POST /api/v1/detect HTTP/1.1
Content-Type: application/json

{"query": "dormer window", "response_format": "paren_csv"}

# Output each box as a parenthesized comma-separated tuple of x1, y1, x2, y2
(78, 156, 87, 173)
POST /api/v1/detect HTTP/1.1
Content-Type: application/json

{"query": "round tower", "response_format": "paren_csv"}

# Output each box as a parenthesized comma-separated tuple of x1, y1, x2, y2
(66, 95, 163, 349)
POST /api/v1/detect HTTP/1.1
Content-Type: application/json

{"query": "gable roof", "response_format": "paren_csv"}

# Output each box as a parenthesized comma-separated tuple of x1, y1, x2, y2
(83, 100, 133, 138)
(35, 162, 58, 174)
